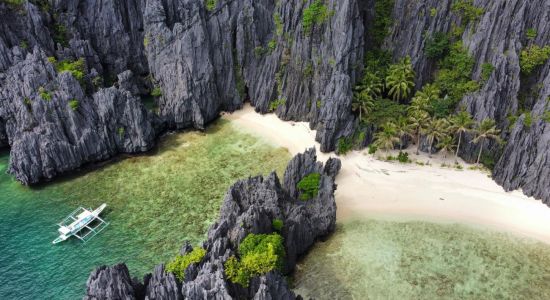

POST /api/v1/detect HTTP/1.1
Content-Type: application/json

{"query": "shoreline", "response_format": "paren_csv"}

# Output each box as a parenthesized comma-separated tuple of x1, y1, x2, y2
(223, 104, 550, 244)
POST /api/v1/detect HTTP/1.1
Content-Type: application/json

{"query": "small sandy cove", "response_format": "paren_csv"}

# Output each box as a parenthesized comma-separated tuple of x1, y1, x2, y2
(223, 104, 550, 244)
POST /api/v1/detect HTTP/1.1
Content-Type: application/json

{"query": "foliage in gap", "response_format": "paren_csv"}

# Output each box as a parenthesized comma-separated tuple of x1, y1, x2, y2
(297, 173, 321, 201)
(274, 13, 283, 36)
(371, 0, 395, 48)
(166, 247, 206, 281)
(480, 63, 495, 82)
(52, 58, 86, 84)
(224, 233, 285, 287)
(526, 28, 537, 40)
(268, 39, 277, 52)
(68, 99, 79, 111)
(52, 23, 69, 47)
(302, 0, 329, 34)
(272, 219, 284, 232)
(39, 87, 52, 101)
(451, 0, 485, 24)
(520, 45, 550, 75)
(205, 0, 217, 11)
(269, 98, 286, 112)
(151, 86, 163, 97)
(425, 32, 450, 60)
(432, 42, 479, 115)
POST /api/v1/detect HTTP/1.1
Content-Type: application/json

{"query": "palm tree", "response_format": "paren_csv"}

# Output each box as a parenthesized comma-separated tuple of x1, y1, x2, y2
(357, 72, 383, 99)
(437, 135, 456, 159)
(386, 56, 415, 102)
(374, 122, 400, 154)
(472, 118, 502, 165)
(351, 91, 374, 121)
(407, 110, 430, 154)
(352, 72, 383, 121)
(408, 93, 430, 115)
(394, 116, 412, 150)
(422, 117, 449, 157)
(449, 111, 474, 162)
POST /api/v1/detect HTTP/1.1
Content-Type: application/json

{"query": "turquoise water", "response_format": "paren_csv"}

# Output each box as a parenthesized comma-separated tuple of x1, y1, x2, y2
(0, 120, 290, 299)
(293, 219, 550, 299)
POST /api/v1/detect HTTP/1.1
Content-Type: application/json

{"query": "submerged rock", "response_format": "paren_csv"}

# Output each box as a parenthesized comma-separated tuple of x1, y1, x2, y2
(84, 149, 340, 299)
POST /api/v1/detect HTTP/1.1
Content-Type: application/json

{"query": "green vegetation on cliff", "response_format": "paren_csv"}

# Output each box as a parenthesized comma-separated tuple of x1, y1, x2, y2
(302, 0, 329, 34)
(166, 247, 206, 280)
(225, 233, 285, 287)
(297, 173, 321, 200)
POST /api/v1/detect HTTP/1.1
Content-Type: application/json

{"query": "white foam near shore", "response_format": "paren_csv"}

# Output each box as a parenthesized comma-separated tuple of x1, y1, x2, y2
(223, 104, 550, 244)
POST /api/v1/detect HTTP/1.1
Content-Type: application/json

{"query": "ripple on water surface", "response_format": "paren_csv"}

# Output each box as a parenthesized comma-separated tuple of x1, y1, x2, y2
(293, 219, 550, 299)
(0, 119, 290, 299)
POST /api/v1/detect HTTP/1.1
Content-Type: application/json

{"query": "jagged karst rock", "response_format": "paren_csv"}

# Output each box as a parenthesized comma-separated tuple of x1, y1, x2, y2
(142, 0, 363, 150)
(143, 265, 182, 300)
(0, 2, 53, 71)
(84, 264, 141, 300)
(0, 50, 159, 184)
(85, 149, 340, 299)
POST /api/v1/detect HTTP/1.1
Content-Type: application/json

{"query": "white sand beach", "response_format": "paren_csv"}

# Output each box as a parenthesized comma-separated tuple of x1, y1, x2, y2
(223, 104, 550, 244)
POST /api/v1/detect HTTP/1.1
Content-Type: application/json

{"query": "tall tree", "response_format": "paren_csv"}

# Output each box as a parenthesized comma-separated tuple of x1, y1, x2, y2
(472, 118, 502, 165)
(449, 111, 474, 162)
(407, 110, 430, 154)
(437, 135, 456, 159)
(374, 122, 400, 154)
(352, 72, 382, 121)
(422, 117, 449, 157)
(394, 116, 412, 151)
(351, 91, 374, 121)
(386, 56, 415, 102)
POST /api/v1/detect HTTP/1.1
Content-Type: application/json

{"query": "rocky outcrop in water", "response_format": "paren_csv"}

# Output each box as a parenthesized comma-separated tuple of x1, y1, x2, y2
(84, 149, 340, 299)
(0, 49, 159, 184)
(384, 0, 550, 205)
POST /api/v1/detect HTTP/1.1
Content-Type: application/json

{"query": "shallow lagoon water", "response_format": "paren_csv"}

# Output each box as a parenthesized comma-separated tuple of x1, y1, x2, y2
(0, 120, 290, 299)
(292, 218, 550, 299)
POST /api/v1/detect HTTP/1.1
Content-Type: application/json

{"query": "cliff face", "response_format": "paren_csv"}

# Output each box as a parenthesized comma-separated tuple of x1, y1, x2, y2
(0, 0, 361, 183)
(143, 0, 363, 149)
(384, 0, 550, 205)
(84, 149, 341, 300)
(0, 1, 549, 201)
(0, 49, 159, 184)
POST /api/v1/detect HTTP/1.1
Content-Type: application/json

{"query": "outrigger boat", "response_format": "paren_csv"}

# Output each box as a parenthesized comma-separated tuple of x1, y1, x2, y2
(52, 203, 109, 244)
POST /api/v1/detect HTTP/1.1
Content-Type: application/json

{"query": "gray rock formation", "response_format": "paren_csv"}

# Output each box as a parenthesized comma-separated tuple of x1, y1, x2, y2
(143, 0, 364, 150)
(0, 0, 548, 206)
(84, 149, 340, 299)
(0, 0, 360, 184)
(84, 264, 142, 300)
(0, 49, 159, 184)
(384, 0, 550, 205)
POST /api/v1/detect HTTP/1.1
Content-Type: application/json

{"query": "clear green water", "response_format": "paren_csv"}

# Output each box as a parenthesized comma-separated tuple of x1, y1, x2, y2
(0, 119, 290, 299)
(293, 219, 550, 299)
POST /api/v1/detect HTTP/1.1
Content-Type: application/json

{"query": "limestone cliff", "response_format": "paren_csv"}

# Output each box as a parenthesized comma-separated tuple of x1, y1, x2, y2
(384, 0, 550, 204)
(0, 0, 549, 203)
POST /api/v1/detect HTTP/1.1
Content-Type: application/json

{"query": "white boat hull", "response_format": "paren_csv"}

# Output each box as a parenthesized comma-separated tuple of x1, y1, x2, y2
(52, 203, 109, 244)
